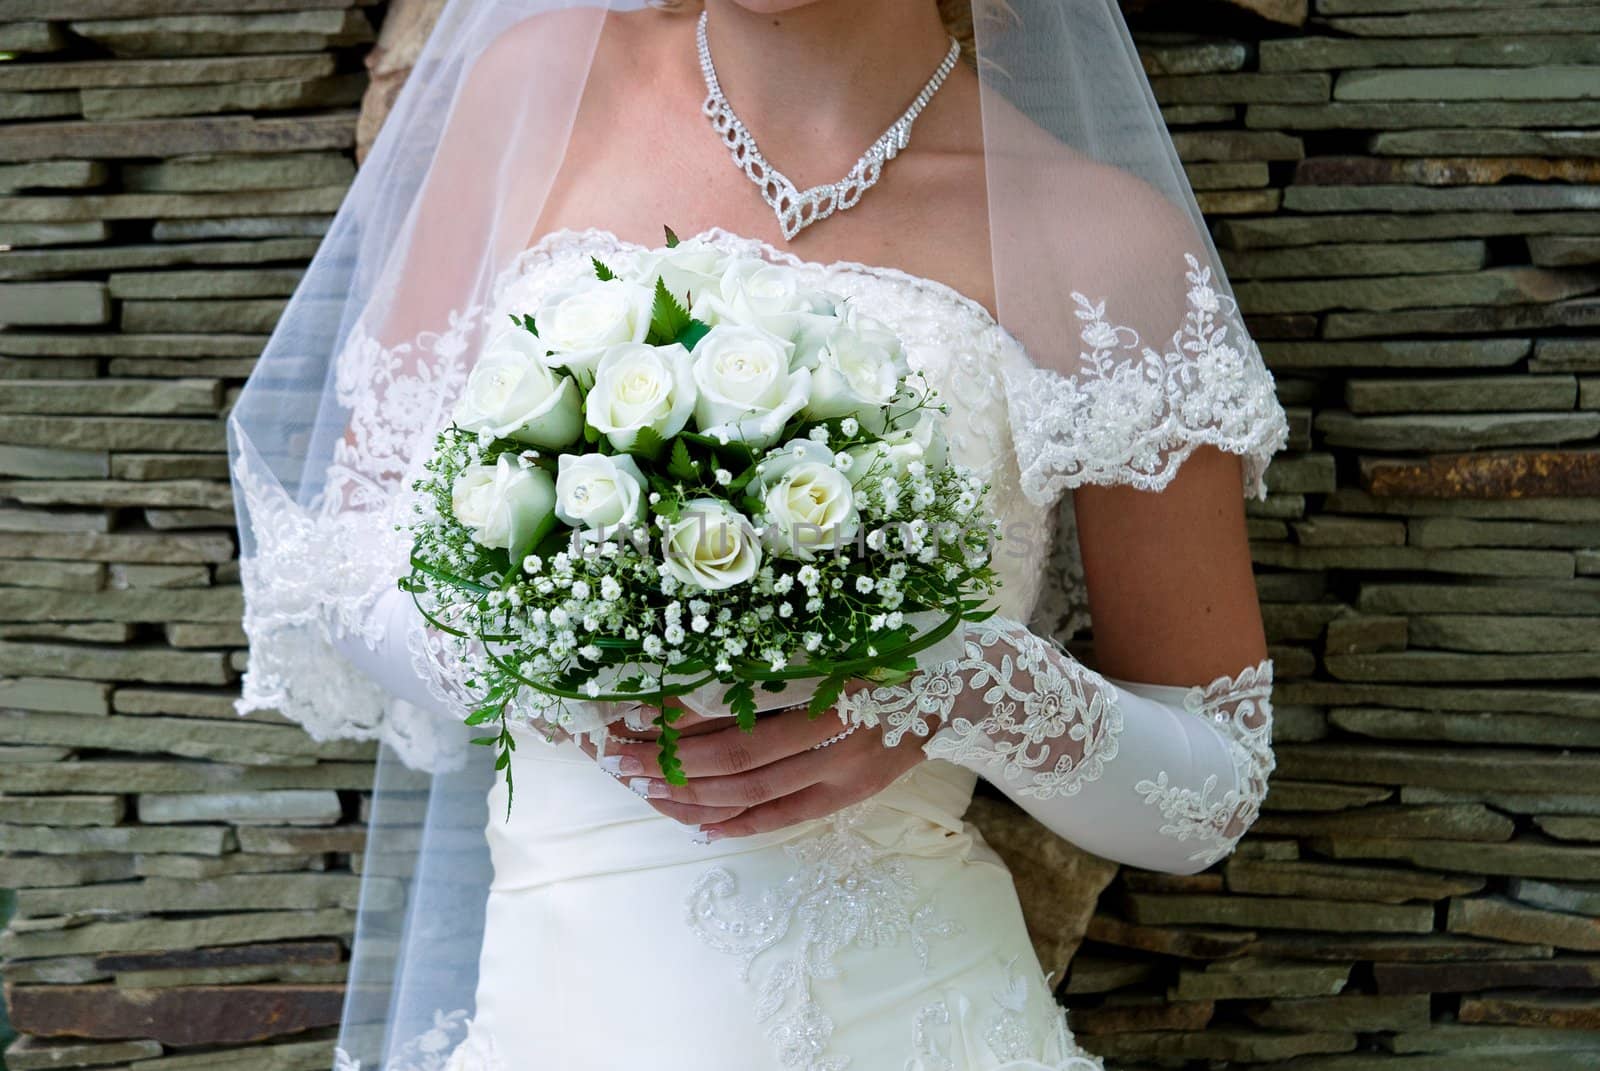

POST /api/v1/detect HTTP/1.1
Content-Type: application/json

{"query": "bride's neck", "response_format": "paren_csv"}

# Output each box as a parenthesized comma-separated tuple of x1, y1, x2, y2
(698, 1, 952, 153)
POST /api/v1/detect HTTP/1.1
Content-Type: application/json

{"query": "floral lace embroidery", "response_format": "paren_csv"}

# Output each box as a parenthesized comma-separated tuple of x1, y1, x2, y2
(686, 804, 963, 1070)
(909, 962, 1105, 1071)
(1133, 657, 1276, 868)
(333, 1009, 505, 1071)
(835, 617, 1276, 869)
(1005, 254, 1289, 506)
(838, 619, 1124, 801)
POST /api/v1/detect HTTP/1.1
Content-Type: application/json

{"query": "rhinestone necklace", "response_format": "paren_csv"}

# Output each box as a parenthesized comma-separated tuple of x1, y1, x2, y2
(697, 10, 961, 241)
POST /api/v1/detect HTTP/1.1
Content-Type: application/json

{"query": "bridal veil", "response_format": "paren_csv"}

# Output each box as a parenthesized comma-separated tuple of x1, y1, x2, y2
(224, 1, 1289, 1063)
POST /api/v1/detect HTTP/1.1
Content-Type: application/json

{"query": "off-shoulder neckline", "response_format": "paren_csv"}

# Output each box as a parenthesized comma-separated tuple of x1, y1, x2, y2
(510, 225, 1010, 339)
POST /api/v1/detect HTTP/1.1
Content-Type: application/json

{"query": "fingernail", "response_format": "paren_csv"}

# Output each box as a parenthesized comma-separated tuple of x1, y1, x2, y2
(599, 754, 642, 776)
(627, 777, 652, 798)
(628, 777, 669, 799)
(691, 827, 723, 845)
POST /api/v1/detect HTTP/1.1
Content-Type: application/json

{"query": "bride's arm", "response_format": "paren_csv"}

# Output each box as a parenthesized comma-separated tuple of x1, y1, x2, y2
(840, 447, 1275, 875)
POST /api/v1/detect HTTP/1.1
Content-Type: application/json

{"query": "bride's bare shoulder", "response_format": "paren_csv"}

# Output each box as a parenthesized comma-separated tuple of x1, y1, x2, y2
(468, 5, 684, 75)
(980, 88, 1204, 278)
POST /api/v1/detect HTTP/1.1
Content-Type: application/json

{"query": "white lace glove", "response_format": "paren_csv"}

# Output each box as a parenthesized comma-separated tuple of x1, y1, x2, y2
(837, 618, 1275, 875)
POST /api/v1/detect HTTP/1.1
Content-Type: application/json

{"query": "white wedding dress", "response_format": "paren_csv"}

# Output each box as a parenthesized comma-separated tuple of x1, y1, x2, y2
(237, 226, 1288, 1071)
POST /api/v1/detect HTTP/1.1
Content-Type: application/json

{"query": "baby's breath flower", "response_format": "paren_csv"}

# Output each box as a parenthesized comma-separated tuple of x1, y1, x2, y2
(808, 426, 829, 444)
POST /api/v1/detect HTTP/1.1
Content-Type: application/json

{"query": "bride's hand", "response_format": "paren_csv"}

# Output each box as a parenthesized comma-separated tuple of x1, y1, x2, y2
(574, 703, 751, 828)
(591, 689, 928, 841)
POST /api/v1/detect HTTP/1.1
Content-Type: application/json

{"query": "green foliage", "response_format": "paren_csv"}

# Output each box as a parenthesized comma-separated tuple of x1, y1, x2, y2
(591, 256, 617, 282)
(646, 277, 692, 345)
(654, 702, 685, 784)
(667, 439, 699, 483)
(628, 424, 666, 461)
(724, 680, 757, 733)
(663, 225, 681, 248)
(808, 674, 848, 720)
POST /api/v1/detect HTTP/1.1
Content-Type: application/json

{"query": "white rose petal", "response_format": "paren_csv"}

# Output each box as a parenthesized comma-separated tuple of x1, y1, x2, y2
(585, 342, 698, 453)
(691, 325, 811, 450)
(451, 454, 558, 557)
(844, 410, 949, 487)
(533, 278, 654, 386)
(632, 238, 732, 308)
(799, 310, 910, 431)
(554, 452, 647, 540)
(453, 328, 583, 449)
(661, 498, 762, 592)
(689, 258, 818, 337)
(756, 439, 860, 560)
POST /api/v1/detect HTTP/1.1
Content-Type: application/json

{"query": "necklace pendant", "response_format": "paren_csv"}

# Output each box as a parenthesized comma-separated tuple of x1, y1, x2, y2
(697, 11, 960, 242)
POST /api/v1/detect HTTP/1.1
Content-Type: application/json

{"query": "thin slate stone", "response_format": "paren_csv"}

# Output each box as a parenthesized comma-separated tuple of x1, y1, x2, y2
(1407, 613, 1600, 653)
(1533, 338, 1600, 372)
(0, 113, 356, 164)
(1337, 66, 1600, 101)
(1284, 183, 1600, 212)
(3, 1036, 163, 1071)
(1150, 72, 1331, 104)
(1262, 338, 1528, 369)
(1320, 10, 1600, 36)
(1310, 835, 1600, 881)
(80, 74, 364, 122)
(1298, 154, 1600, 186)
(68, 10, 374, 59)
(1449, 895, 1600, 951)
(0, 187, 347, 223)
(153, 214, 331, 240)
(1216, 210, 1600, 249)
(0, 282, 110, 326)
(1531, 236, 1600, 268)
(1373, 128, 1600, 157)
(0, 159, 105, 193)
(108, 268, 303, 299)
(1509, 877, 1600, 916)
(1138, 36, 1251, 75)
(1316, 410, 1600, 451)
(0, 52, 336, 91)
(1223, 239, 1486, 280)
(1359, 447, 1600, 497)
(1346, 374, 1576, 414)
(1374, 957, 1600, 997)
(1261, 33, 1600, 71)
(1224, 857, 1484, 902)
(122, 151, 354, 192)
(1330, 706, 1600, 747)
(1242, 993, 1431, 1033)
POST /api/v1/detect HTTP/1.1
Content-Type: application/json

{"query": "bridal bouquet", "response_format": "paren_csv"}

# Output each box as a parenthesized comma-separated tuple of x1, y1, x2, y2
(403, 229, 998, 800)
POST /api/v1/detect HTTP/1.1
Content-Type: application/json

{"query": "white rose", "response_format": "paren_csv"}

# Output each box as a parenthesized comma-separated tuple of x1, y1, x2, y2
(662, 498, 761, 591)
(451, 454, 558, 557)
(585, 342, 697, 453)
(845, 412, 950, 486)
(453, 328, 582, 449)
(799, 312, 910, 429)
(689, 257, 825, 338)
(554, 452, 646, 539)
(633, 238, 732, 308)
(755, 439, 860, 560)
(533, 278, 654, 386)
(691, 325, 811, 450)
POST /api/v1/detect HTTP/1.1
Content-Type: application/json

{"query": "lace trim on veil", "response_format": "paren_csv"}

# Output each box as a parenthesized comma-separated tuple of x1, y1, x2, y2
(1005, 255, 1288, 506)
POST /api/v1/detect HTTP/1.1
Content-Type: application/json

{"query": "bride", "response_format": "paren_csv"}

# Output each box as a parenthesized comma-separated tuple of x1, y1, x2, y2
(227, 1, 1291, 1068)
